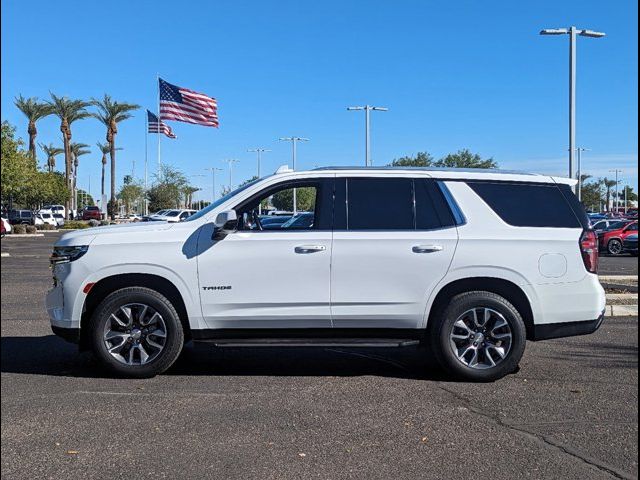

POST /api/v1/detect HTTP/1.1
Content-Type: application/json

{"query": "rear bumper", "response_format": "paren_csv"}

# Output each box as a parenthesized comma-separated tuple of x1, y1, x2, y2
(532, 308, 606, 341)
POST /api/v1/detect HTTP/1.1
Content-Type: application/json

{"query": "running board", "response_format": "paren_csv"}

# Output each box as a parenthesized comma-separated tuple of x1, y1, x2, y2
(201, 338, 421, 348)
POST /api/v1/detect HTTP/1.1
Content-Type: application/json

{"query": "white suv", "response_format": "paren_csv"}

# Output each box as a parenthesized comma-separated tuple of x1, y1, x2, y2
(46, 167, 606, 381)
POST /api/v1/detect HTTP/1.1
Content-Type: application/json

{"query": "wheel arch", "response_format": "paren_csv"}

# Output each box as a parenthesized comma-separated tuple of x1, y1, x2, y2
(425, 277, 536, 340)
(80, 273, 191, 350)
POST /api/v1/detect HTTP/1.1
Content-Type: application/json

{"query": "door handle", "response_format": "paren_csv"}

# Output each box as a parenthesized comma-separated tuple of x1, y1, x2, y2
(295, 245, 326, 254)
(412, 245, 444, 253)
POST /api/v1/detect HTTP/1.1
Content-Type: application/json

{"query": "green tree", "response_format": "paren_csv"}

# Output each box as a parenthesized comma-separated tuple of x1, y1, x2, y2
(147, 165, 191, 212)
(118, 181, 144, 215)
(272, 187, 316, 212)
(435, 149, 498, 169)
(1, 121, 36, 206)
(14, 95, 53, 161)
(39, 143, 64, 172)
(617, 185, 638, 209)
(389, 152, 435, 167)
(1, 122, 69, 209)
(47, 94, 91, 216)
(76, 188, 95, 210)
(581, 178, 604, 212)
(91, 94, 140, 218)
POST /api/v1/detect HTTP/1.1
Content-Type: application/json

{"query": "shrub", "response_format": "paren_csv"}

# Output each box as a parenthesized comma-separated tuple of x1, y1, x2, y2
(88, 219, 100, 227)
(25, 225, 37, 234)
(61, 221, 90, 230)
(12, 224, 26, 234)
(36, 223, 56, 231)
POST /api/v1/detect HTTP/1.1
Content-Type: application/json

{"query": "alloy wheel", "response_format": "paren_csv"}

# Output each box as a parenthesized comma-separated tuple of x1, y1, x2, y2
(449, 307, 513, 370)
(103, 303, 167, 366)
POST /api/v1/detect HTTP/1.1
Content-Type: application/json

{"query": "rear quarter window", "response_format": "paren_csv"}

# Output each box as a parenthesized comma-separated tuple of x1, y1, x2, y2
(467, 182, 583, 228)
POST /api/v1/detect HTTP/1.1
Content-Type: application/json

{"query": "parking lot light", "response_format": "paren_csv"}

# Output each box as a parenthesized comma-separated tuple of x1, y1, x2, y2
(540, 26, 606, 193)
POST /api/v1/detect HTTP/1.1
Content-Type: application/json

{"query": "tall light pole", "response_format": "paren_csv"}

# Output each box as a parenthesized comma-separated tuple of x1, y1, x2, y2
(347, 105, 388, 166)
(204, 168, 223, 203)
(279, 137, 309, 214)
(247, 148, 271, 179)
(223, 159, 239, 191)
(609, 169, 623, 213)
(575, 147, 590, 201)
(540, 27, 605, 193)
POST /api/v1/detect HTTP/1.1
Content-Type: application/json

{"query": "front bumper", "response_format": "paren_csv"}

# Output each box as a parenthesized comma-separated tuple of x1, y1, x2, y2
(532, 308, 606, 341)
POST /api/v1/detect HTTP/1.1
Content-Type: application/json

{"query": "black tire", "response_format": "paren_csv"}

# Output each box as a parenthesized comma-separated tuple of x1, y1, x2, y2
(89, 287, 184, 378)
(607, 239, 623, 255)
(430, 291, 526, 382)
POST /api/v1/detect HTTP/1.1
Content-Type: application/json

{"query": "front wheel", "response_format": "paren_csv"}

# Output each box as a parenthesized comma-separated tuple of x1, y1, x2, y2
(89, 287, 184, 378)
(607, 239, 623, 255)
(430, 291, 526, 382)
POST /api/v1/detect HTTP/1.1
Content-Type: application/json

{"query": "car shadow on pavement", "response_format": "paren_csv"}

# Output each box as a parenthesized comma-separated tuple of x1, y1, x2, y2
(0, 335, 453, 381)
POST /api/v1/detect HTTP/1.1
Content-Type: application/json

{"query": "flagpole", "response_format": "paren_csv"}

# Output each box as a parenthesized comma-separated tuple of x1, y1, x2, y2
(157, 74, 162, 175)
(144, 112, 149, 215)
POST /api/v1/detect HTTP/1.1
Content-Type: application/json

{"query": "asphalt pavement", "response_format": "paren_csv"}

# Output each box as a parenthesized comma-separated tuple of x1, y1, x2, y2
(1, 234, 638, 480)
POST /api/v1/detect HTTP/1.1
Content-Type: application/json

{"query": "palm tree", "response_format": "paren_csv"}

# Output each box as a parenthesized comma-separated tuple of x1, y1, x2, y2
(39, 143, 64, 172)
(97, 142, 123, 202)
(14, 95, 53, 161)
(70, 143, 91, 213)
(603, 178, 618, 212)
(91, 95, 139, 219)
(47, 94, 91, 216)
(183, 186, 200, 209)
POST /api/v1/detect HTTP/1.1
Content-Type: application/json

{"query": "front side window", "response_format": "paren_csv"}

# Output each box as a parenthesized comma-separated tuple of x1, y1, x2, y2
(235, 178, 333, 231)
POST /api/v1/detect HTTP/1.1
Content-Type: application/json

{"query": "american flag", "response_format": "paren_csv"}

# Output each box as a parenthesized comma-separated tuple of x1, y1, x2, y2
(147, 110, 176, 138)
(159, 78, 219, 128)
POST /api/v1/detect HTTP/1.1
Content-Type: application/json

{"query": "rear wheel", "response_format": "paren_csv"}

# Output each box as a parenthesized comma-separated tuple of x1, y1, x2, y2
(607, 239, 623, 255)
(430, 291, 526, 382)
(89, 287, 184, 378)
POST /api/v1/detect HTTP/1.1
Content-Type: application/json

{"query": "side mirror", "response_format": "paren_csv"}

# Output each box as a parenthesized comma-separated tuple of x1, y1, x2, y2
(212, 210, 238, 240)
(215, 210, 238, 230)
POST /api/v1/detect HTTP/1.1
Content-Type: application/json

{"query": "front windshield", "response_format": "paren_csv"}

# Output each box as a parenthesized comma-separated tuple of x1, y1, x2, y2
(185, 176, 268, 222)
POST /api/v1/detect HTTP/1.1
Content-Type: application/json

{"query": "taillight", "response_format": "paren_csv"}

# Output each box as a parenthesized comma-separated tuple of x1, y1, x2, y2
(580, 230, 599, 274)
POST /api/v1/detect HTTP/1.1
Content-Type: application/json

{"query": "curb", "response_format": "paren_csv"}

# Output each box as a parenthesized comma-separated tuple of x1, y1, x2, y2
(605, 305, 638, 317)
(2, 234, 45, 238)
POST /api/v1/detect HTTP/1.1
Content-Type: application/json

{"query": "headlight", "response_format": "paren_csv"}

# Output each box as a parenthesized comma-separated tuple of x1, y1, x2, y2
(50, 245, 89, 265)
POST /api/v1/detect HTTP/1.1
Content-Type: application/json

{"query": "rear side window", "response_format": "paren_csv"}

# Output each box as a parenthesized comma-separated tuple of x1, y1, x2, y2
(336, 177, 459, 231)
(347, 178, 413, 230)
(468, 182, 582, 228)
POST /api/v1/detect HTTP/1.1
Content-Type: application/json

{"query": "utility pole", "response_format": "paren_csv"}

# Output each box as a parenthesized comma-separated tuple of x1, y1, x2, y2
(204, 168, 223, 203)
(223, 159, 240, 192)
(347, 105, 388, 166)
(247, 148, 271, 179)
(279, 137, 309, 214)
(609, 169, 622, 213)
(540, 26, 605, 194)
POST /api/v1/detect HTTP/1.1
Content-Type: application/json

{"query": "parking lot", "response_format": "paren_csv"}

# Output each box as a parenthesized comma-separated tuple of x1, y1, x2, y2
(1, 234, 638, 480)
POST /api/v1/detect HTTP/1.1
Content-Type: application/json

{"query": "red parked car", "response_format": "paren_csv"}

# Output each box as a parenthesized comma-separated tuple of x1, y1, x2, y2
(601, 221, 639, 255)
(81, 206, 102, 221)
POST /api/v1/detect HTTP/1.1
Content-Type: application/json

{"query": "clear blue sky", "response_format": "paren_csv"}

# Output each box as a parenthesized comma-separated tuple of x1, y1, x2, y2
(2, 0, 637, 201)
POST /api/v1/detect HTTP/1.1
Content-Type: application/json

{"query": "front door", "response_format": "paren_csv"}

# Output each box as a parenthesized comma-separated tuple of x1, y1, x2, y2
(197, 177, 334, 329)
(330, 176, 459, 329)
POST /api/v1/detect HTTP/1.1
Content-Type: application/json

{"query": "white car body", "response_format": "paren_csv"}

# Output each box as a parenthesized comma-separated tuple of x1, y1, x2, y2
(46, 167, 606, 379)
(43, 204, 66, 218)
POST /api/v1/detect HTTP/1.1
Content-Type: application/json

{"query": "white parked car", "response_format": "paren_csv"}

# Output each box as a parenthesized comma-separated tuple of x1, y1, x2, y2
(37, 211, 58, 227)
(42, 204, 66, 218)
(46, 167, 605, 380)
(154, 209, 196, 223)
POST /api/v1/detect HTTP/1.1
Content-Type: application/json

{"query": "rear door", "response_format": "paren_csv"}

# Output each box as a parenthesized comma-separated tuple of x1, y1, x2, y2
(330, 175, 459, 329)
